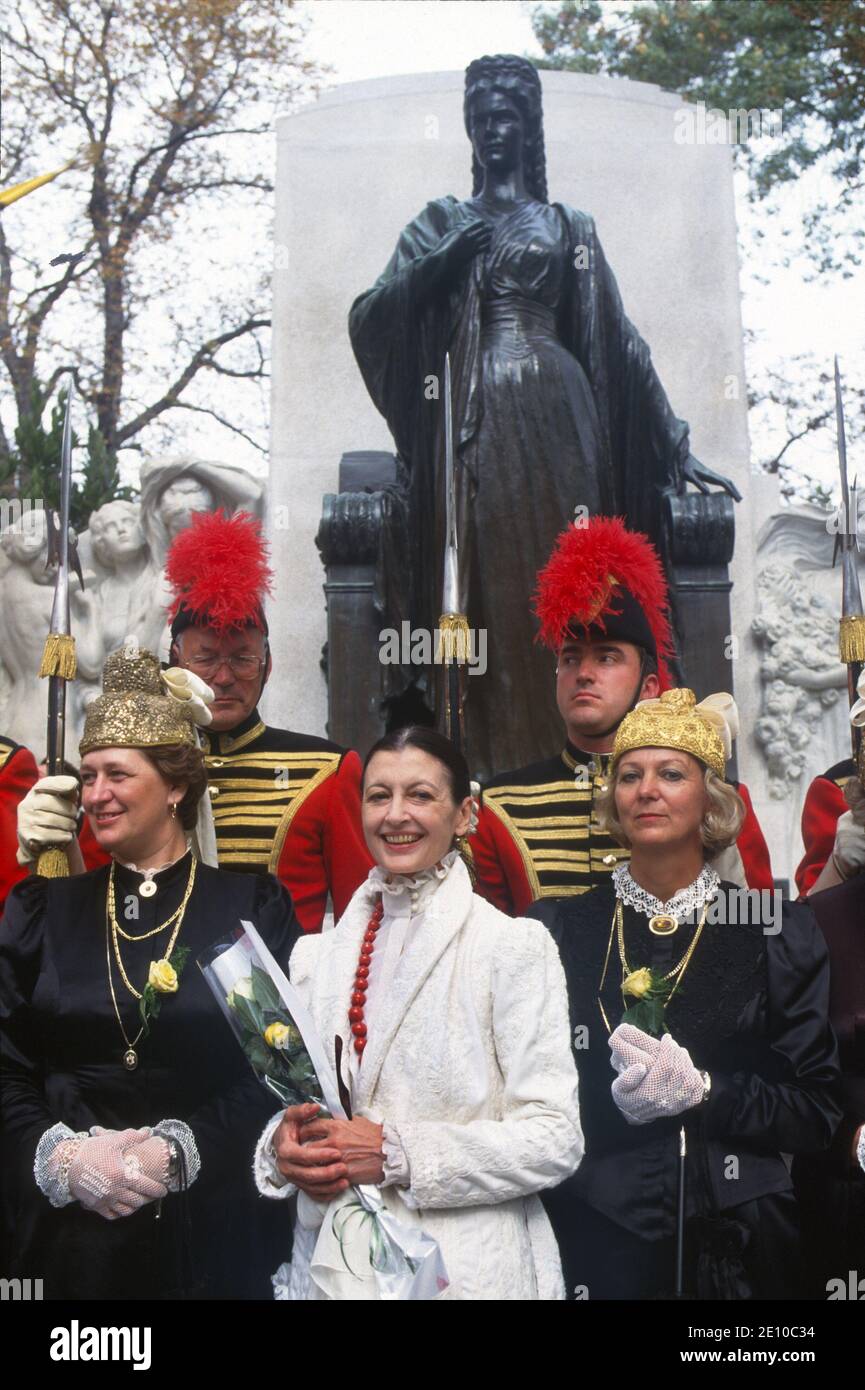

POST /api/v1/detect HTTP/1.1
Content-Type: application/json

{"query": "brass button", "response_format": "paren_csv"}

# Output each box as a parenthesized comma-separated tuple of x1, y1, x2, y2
(208, 785, 220, 798)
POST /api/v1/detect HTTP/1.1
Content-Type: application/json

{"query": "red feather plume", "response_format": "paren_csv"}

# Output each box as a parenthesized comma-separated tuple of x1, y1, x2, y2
(533, 516, 674, 688)
(165, 509, 273, 633)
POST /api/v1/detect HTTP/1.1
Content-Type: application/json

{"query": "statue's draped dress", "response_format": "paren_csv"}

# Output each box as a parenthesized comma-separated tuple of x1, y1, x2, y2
(350, 196, 689, 780)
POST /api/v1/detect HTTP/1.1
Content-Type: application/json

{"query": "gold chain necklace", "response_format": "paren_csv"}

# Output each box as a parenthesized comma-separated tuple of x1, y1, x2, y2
(597, 895, 712, 1035)
(105, 925, 145, 1071)
(108, 858, 197, 1001)
(105, 856, 197, 1069)
(108, 858, 195, 942)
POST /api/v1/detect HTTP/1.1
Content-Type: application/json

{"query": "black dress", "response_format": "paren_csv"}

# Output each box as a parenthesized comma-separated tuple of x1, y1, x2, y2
(0, 854, 301, 1300)
(528, 881, 842, 1300)
(792, 872, 865, 1297)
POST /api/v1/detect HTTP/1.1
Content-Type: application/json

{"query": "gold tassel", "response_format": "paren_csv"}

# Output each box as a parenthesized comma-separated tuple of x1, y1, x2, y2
(437, 613, 471, 665)
(35, 847, 70, 878)
(840, 615, 865, 664)
(39, 633, 77, 679)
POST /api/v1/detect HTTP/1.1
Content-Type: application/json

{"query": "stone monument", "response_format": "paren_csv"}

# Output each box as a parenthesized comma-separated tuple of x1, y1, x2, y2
(267, 68, 754, 772)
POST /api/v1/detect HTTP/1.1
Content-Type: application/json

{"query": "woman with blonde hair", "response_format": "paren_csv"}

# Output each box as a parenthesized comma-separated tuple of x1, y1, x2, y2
(529, 688, 841, 1300)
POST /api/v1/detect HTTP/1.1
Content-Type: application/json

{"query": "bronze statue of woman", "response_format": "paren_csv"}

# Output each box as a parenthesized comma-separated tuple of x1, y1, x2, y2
(349, 54, 739, 779)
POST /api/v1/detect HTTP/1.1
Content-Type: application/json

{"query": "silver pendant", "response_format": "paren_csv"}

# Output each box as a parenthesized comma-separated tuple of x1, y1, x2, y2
(123, 1048, 138, 1070)
(139, 880, 157, 898)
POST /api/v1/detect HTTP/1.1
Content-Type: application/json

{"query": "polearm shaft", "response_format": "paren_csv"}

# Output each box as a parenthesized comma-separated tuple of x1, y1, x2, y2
(438, 352, 469, 755)
(38, 378, 82, 876)
(834, 358, 864, 760)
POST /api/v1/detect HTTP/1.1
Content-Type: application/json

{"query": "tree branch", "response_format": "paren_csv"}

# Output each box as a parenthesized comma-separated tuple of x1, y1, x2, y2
(762, 412, 833, 473)
(164, 401, 267, 453)
(115, 317, 269, 443)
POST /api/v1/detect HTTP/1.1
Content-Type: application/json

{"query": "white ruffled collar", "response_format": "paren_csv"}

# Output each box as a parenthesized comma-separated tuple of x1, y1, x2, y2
(115, 843, 192, 881)
(368, 848, 459, 918)
(612, 863, 720, 922)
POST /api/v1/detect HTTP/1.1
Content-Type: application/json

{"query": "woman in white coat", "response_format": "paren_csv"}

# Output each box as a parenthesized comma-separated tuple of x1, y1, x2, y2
(254, 725, 583, 1300)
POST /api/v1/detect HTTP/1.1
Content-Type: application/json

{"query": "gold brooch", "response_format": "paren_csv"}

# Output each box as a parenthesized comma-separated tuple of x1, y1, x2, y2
(648, 913, 678, 936)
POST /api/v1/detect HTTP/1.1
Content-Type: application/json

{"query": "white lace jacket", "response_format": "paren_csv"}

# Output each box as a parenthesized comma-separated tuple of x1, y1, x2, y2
(255, 856, 583, 1300)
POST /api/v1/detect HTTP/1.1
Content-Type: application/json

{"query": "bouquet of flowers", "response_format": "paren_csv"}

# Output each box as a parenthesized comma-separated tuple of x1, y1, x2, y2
(198, 922, 448, 1301)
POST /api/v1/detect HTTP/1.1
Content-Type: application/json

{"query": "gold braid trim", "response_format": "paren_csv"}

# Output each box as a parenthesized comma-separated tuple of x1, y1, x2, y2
(840, 614, 865, 663)
(39, 634, 77, 680)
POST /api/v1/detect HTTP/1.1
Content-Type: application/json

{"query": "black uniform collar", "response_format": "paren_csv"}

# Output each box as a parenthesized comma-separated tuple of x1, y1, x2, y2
(201, 708, 266, 755)
(561, 740, 612, 775)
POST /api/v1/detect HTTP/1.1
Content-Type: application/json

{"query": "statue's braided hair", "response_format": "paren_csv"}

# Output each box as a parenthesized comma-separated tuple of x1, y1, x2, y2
(463, 54, 548, 203)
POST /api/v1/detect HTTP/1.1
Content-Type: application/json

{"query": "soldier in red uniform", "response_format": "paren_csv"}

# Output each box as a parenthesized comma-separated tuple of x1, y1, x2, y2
(0, 735, 38, 913)
(795, 756, 864, 895)
(16, 512, 372, 932)
(472, 519, 773, 915)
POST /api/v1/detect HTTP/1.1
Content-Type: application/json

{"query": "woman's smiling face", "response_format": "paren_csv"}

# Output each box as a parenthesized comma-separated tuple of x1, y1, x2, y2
(80, 747, 183, 861)
(362, 747, 472, 878)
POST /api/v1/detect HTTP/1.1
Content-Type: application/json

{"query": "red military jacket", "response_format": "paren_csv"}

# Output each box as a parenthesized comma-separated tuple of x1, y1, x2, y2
(795, 757, 857, 898)
(198, 711, 372, 933)
(0, 735, 39, 914)
(471, 743, 774, 917)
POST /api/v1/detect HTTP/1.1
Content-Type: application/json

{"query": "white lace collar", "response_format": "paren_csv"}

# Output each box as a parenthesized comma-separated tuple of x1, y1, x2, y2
(115, 843, 192, 881)
(612, 863, 720, 922)
(368, 848, 459, 917)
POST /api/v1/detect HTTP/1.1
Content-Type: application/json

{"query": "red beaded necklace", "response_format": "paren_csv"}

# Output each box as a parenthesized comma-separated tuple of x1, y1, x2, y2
(349, 897, 384, 1057)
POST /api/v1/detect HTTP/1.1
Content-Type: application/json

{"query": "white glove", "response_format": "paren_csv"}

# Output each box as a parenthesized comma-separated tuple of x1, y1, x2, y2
(16, 775, 79, 866)
(609, 1022, 706, 1126)
(162, 667, 214, 727)
(67, 1128, 168, 1220)
(832, 810, 865, 878)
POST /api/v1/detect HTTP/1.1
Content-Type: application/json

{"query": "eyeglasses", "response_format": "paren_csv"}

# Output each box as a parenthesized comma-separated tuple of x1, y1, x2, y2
(184, 654, 266, 680)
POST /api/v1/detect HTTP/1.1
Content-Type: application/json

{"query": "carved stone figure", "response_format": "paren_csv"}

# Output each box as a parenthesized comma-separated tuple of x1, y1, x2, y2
(349, 54, 738, 777)
(0, 506, 101, 756)
(129, 458, 264, 659)
(753, 499, 865, 871)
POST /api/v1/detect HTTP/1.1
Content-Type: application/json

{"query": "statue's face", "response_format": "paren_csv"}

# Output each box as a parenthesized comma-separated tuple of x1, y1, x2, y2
(159, 477, 215, 537)
(2, 510, 48, 565)
(467, 91, 525, 177)
(92, 502, 145, 564)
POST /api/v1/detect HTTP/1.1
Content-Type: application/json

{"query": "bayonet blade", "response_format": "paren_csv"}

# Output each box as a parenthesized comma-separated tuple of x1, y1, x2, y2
(442, 352, 460, 614)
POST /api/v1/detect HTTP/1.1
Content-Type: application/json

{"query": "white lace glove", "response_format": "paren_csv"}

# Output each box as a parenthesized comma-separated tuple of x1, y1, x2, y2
(16, 775, 79, 866)
(162, 667, 214, 727)
(609, 1023, 707, 1126)
(56, 1128, 166, 1219)
(832, 811, 865, 878)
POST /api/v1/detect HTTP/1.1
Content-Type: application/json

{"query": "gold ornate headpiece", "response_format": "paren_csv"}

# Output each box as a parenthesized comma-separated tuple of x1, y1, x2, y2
(611, 688, 738, 779)
(79, 647, 213, 754)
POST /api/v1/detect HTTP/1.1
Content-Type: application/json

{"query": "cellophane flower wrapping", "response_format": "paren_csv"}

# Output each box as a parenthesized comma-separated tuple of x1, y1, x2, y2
(198, 922, 449, 1300)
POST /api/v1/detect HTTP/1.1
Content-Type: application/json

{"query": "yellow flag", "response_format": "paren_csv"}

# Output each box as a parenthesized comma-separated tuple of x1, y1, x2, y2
(0, 160, 76, 208)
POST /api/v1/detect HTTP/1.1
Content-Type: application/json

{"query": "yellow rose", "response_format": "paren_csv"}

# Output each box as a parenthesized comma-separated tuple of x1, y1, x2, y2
(264, 1022, 291, 1049)
(148, 959, 179, 994)
(623, 967, 653, 1000)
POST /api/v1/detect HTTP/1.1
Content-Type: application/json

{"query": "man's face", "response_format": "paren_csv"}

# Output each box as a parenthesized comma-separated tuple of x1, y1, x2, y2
(556, 638, 660, 746)
(174, 625, 270, 732)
